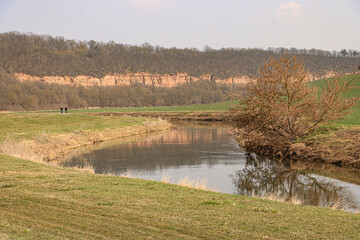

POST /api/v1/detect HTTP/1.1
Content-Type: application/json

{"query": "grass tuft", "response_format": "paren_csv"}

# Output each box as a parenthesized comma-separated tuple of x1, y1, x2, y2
(177, 176, 215, 191)
(252, 192, 303, 205)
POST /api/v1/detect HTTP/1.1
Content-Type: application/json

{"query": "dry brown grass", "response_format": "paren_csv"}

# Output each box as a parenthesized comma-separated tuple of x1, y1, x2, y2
(0, 136, 44, 162)
(252, 192, 303, 205)
(160, 173, 171, 183)
(119, 170, 139, 178)
(323, 196, 358, 212)
(177, 176, 215, 191)
(162, 173, 215, 191)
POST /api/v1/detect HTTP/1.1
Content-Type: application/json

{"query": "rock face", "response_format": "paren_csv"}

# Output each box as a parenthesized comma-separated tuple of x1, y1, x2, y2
(14, 71, 353, 87)
(14, 72, 250, 87)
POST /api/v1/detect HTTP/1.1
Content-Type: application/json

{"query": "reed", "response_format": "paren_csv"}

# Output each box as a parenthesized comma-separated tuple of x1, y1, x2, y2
(252, 192, 303, 205)
(177, 176, 215, 191)
(119, 170, 139, 178)
(324, 196, 357, 212)
(160, 173, 171, 183)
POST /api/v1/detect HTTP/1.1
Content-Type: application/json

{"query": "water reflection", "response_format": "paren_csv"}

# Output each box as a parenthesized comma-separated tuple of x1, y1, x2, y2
(63, 124, 360, 211)
(233, 154, 358, 210)
(64, 126, 241, 174)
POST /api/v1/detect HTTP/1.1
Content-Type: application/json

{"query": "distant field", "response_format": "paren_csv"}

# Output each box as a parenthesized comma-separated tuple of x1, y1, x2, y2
(34, 100, 239, 114)
(310, 73, 360, 125)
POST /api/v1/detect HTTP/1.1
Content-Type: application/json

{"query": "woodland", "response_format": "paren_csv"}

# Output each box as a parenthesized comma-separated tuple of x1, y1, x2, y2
(1, 32, 359, 78)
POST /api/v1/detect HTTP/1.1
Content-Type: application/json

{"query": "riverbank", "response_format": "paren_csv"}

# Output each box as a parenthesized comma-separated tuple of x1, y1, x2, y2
(91, 111, 233, 121)
(1, 154, 359, 239)
(0, 113, 171, 165)
(291, 126, 360, 169)
(236, 125, 360, 170)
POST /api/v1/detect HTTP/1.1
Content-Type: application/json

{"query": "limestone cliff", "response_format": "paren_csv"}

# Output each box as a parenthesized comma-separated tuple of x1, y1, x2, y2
(14, 72, 348, 87)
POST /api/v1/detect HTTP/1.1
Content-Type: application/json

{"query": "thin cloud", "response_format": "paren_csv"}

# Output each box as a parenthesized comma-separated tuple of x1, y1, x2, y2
(249, 1, 302, 26)
(276, 1, 302, 17)
(126, 0, 173, 10)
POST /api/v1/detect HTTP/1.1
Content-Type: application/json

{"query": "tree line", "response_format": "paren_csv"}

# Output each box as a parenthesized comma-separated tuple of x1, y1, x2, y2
(1, 32, 359, 79)
(0, 69, 240, 111)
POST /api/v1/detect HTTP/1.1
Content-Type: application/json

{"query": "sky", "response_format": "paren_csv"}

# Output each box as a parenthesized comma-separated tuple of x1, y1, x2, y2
(0, 0, 359, 51)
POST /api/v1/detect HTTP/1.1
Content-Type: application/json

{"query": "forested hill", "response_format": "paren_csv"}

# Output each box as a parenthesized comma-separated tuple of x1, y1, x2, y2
(1, 32, 359, 78)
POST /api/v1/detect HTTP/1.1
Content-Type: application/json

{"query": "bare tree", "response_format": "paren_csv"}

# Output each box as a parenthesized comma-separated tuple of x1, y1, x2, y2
(231, 55, 359, 152)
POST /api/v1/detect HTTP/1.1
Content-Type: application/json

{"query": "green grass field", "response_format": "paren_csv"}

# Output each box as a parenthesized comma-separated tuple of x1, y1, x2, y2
(0, 113, 153, 142)
(33, 100, 238, 114)
(1, 154, 359, 239)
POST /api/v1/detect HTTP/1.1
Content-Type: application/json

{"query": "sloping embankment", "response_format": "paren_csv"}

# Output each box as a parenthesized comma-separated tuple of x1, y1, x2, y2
(1, 118, 171, 164)
(236, 127, 360, 170)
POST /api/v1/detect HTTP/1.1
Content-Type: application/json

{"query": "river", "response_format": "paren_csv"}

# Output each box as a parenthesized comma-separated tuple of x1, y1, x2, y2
(62, 122, 360, 212)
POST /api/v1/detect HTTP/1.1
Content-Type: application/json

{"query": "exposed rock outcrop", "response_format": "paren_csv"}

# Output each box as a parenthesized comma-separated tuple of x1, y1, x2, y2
(15, 72, 250, 87)
(14, 71, 355, 87)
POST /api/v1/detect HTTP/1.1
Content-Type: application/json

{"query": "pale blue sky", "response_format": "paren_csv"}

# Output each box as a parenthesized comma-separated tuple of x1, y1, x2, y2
(0, 0, 359, 51)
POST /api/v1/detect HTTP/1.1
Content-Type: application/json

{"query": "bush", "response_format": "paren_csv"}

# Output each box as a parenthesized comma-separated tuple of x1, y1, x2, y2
(232, 55, 359, 153)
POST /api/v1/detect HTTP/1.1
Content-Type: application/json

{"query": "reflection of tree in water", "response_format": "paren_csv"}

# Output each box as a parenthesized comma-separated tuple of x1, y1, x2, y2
(233, 155, 357, 210)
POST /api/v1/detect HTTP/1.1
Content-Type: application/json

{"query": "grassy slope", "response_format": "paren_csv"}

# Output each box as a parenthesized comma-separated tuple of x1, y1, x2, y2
(1, 154, 359, 240)
(0, 113, 154, 142)
(33, 100, 238, 114)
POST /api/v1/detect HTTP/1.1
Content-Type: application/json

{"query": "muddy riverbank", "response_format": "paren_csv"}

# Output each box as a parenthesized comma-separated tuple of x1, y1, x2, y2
(236, 127, 360, 170)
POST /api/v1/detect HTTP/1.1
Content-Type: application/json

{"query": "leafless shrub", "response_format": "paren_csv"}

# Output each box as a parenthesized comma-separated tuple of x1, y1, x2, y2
(232, 55, 359, 152)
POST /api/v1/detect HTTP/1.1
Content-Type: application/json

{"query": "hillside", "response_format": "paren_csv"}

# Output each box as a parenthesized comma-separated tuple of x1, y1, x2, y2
(0, 70, 242, 111)
(1, 32, 359, 79)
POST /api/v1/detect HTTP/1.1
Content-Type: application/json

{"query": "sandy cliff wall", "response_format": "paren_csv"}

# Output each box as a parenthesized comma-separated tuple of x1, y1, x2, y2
(14, 72, 348, 87)
(14, 72, 251, 87)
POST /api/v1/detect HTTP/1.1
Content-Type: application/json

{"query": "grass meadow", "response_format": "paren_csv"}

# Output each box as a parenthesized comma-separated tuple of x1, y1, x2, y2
(1, 154, 359, 239)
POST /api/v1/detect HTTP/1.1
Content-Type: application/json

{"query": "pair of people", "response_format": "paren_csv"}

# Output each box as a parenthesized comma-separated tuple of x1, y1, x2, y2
(60, 107, 68, 114)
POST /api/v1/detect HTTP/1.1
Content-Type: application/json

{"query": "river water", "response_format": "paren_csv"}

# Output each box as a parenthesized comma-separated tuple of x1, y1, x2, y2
(63, 122, 360, 211)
